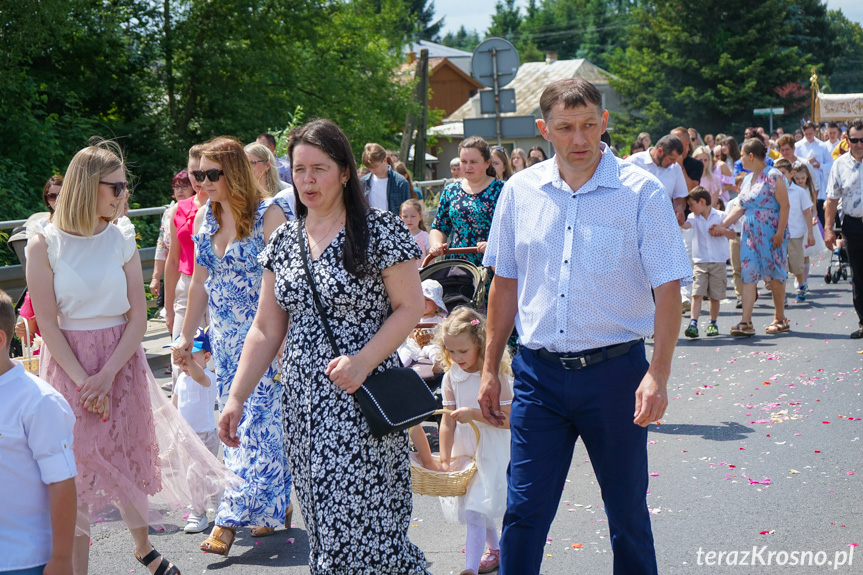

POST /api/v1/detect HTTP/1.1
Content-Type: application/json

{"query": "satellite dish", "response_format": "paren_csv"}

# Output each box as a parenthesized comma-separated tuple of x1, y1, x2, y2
(471, 37, 520, 89)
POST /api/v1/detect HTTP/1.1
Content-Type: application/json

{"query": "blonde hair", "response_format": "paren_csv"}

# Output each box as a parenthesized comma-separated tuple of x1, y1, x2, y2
(791, 162, 818, 206)
(399, 198, 427, 231)
(53, 138, 125, 236)
(244, 141, 280, 197)
(692, 145, 714, 181)
(433, 307, 512, 376)
(201, 136, 264, 240)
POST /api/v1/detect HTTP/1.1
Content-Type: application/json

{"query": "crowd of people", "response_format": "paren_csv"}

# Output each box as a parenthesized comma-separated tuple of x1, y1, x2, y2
(3, 75, 863, 575)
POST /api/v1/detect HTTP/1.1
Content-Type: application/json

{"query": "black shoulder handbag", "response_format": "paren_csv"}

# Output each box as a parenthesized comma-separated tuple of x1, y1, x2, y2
(297, 222, 438, 438)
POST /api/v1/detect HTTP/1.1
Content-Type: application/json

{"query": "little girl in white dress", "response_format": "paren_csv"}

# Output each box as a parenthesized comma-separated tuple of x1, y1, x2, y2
(435, 307, 513, 575)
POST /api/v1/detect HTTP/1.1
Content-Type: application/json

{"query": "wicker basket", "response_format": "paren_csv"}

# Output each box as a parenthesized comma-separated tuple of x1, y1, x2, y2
(411, 327, 434, 349)
(411, 409, 480, 497)
(14, 316, 39, 374)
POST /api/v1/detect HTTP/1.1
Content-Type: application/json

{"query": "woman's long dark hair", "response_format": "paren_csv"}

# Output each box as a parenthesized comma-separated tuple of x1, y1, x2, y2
(288, 119, 370, 277)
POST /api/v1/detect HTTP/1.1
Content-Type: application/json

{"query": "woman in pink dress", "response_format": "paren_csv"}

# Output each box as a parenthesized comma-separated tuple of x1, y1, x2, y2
(27, 140, 233, 575)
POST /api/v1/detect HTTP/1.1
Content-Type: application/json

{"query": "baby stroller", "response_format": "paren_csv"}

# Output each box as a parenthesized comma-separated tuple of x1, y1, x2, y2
(409, 247, 489, 421)
(824, 222, 850, 284)
(419, 247, 489, 312)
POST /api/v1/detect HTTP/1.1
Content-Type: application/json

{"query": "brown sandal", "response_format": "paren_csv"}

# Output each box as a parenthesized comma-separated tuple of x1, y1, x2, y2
(250, 502, 294, 537)
(765, 318, 791, 334)
(729, 321, 756, 337)
(200, 525, 236, 556)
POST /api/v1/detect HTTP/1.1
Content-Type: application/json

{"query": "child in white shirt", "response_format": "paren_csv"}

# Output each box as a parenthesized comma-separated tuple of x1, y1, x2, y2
(682, 187, 733, 337)
(170, 327, 220, 534)
(0, 290, 77, 575)
(782, 160, 817, 302)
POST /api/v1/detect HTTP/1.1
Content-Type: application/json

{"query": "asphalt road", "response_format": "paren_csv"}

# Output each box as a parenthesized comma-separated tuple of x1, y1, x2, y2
(87, 253, 861, 574)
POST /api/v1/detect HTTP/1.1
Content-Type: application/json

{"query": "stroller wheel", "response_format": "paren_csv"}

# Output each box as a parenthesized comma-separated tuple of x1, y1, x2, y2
(825, 272, 832, 283)
(843, 268, 849, 281)
(833, 270, 841, 284)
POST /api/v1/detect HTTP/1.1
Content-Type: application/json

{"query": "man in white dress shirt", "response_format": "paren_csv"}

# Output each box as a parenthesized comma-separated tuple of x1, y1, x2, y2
(824, 119, 863, 339)
(796, 122, 831, 222)
(480, 78, 692, 575)
(626, 134, 689, 225)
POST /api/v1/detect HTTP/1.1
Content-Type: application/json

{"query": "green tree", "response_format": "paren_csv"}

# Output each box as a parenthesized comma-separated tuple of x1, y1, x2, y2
(488, 0, 523, 42)
(823, 9, 863, 93)
(440, 26, 482, 52)
(608, 0, 809, 137)
(515, 0, 636, 67)
(408, 0, 445, 41)
(0, 0, 418, 232)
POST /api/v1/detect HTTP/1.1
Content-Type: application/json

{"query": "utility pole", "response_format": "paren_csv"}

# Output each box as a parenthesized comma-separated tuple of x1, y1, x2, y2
(412, 49, 430, 181)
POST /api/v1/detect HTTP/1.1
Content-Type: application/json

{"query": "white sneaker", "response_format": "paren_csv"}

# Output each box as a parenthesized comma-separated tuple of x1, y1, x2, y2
(184, 513, 209, 533)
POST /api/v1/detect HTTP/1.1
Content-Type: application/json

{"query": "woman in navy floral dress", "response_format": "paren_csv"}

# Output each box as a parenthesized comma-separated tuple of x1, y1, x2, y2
(218, 120, 429, 573)
(429, 137, 504, 267)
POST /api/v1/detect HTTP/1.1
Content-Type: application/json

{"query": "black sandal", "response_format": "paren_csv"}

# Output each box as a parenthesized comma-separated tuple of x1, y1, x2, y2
(135, 547, 181, 575)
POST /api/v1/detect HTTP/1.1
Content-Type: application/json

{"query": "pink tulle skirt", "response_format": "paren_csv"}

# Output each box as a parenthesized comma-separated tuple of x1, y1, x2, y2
(40, 323, 239, 536)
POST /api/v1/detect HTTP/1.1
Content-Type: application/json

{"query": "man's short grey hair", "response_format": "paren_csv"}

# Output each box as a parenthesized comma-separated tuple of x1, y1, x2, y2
(450, 157, 461, 167)
(655, 134, 684, 156)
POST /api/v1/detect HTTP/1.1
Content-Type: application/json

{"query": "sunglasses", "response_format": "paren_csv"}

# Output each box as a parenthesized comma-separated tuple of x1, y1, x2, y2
(99, 180, 128, 197)
(848, 137, 863, 144)
(191, 169, 225, 183)
(46, 192, 59, 201)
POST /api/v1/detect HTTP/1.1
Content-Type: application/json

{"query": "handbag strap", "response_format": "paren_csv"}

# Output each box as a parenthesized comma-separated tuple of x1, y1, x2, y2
(297, 220, 343, 358)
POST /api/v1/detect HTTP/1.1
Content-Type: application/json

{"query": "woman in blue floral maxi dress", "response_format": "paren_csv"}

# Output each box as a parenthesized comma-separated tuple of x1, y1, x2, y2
(717, 139, 790, 336)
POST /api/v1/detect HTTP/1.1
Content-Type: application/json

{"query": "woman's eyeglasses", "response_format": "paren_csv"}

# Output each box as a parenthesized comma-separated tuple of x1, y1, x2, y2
(172, 183, 190, 190)
(99, 180, 128, 197)
(191, 169, 225, 183)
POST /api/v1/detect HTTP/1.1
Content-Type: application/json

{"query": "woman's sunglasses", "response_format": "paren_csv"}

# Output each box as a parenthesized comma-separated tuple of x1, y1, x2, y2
(99, 180, 129, 198)
(46, 192, 59, 201)
(191, 169, 225, 183)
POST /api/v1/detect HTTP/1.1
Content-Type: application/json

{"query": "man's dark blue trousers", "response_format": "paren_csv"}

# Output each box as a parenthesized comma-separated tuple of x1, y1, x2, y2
(500, 342, 659, 575)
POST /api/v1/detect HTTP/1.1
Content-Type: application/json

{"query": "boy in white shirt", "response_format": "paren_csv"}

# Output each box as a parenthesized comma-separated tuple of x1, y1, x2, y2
(775, 159, 815, 302)
(0, 290, 77, 575)
(681, 188, 733, 337)
(170, 327, 220, 533)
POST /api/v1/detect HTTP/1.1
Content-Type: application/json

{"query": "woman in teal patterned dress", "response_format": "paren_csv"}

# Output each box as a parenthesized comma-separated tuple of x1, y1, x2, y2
(429, 136, 504, 267)
(174, 136, 293, 556)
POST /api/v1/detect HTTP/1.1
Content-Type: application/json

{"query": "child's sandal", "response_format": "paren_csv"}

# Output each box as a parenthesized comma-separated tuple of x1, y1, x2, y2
(135, 547, 181, 575)
(479, 548, 500, 573)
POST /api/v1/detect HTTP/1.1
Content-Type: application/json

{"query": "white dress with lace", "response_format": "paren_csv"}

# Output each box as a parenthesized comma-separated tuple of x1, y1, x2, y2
(440, 364, 513, 523)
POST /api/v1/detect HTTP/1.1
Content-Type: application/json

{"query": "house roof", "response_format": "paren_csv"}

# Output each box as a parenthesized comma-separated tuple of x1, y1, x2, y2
(429, 58, 484, 89)
(405, 40, 473, 59)
(444, 59, 617, 122)
(397, 57, 485, 90)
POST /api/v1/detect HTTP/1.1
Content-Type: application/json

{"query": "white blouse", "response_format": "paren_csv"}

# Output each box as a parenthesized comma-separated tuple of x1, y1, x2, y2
(36, 219, 138, 330)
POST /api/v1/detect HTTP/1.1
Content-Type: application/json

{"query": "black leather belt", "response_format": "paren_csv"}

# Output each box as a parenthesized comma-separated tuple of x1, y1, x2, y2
(535, 339, 642, 370)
